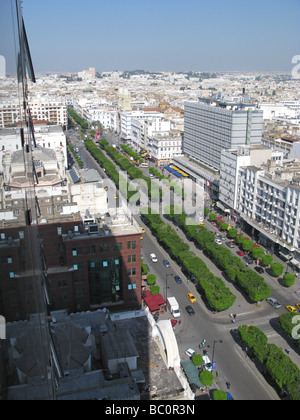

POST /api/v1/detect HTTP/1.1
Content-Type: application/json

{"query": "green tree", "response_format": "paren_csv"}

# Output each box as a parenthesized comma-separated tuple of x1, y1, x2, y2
(251, 246, 265, 260)
(147, 274, 156, 285)
(270, 262, 284, 277)
(150, 285, 160, 295)
(242, 239, 254, 252)
(266, 343, 300, 390)
(236, 235, 245, 245)
(283, 273, 295, 287)
(192, 354, 203, 366)
(199, 370, 214, 387)
(228, 228, 238, 239)
(262, 254, 273, 266)
(213, 390, 228, 400)
(220, 223, 229, 231)
(209, 213, 217, 222)
(238, 325, 268, 363)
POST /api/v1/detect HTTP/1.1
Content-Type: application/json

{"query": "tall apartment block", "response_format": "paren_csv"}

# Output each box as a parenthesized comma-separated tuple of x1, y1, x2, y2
(183, 99, 263, 171)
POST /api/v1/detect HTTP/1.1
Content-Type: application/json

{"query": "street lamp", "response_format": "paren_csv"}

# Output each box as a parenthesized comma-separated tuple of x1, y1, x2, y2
(212, 339, 223, 368)
(164, 273, 173, 304)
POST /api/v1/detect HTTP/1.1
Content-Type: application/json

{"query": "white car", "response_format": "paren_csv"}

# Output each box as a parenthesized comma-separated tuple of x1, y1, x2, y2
(150, 253, 158, 263)
(186, 348, 196, 358)
(267, 297, 282, 309)
(203, 355, 213, 371)
(214, 238, 222, 245)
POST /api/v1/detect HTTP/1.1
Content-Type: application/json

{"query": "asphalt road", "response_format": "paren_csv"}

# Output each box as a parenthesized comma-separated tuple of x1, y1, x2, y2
(66, 127, 291, 400)
(138, 214, 279, 400)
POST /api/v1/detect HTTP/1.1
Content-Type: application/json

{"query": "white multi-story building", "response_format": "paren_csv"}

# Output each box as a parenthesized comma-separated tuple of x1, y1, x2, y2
(259, 103, 297, 120)
(85, 106, 118, 131)
(183, 98, 263, 171)
(119, 109, 164, 142)
(0, 125, 67, 171)
(131, 116, 171, 151)
(219, 145, 300, 258)
(219, 145, 274, 211)
(148, 132, 182, 166)
(262, 134, 300, 159)
(237, 158, 300, 258)
(0, 98, 68, 128)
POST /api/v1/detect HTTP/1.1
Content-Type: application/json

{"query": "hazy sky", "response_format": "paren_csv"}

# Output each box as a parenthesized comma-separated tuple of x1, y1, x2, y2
(1, 0, 300, 74)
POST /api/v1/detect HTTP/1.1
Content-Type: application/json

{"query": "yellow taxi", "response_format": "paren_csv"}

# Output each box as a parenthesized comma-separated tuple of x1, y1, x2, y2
(286, 305, 298, 313)
(296, 303, 300, 311)
(140, 227, 145, 233)
(187, 293, 196, 303)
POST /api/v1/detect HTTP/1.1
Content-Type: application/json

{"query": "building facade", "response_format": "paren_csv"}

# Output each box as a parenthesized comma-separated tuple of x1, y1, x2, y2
(0, 125, 67, 171)
(0, 98, 68, 128)
(147, 132, 182, 166)
(183, 100, 263, 171)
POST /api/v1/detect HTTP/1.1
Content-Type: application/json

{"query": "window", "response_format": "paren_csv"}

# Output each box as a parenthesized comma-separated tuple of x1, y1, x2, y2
(72, 247, 81, 256)
(128, 268, 137, 277)
(128, 254, 136, 263)
(127, 241, 136, 250)
(58, 279, 67, 288)
(100, 243, 109, 252)
(114, 242, 123, 251)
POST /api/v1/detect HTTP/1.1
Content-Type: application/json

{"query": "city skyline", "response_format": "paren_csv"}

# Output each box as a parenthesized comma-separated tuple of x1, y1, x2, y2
(3, 0, 297, 74)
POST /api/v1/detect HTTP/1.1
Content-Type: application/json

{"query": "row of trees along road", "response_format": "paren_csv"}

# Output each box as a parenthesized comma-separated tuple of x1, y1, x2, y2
(167, 206, 272, 303)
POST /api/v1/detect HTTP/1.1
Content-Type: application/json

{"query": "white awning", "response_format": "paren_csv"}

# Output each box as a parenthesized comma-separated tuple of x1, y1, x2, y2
(289, 258, 300, 268)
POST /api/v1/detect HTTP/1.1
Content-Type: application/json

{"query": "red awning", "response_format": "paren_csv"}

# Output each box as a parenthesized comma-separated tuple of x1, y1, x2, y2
(216, 217, 225, 224)
(144, 290, 165, 311)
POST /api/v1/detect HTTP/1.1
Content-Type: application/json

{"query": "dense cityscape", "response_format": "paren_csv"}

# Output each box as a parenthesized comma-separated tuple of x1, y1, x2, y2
(0, 0, 300, 404)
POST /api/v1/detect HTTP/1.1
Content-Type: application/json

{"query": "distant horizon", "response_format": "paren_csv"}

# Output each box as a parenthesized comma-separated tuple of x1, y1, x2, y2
(21, 0, 300, 76)
(21, 69, 299, 76)
(1, 0, 299, 76)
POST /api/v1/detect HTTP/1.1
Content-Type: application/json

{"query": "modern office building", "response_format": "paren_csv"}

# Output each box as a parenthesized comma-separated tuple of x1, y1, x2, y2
(183, 98, 263, 171)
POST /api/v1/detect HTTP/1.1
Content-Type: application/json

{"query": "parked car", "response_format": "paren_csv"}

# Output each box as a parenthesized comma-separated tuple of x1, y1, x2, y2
(286, 305, 298, 313)
(163, 259, 170, 268)
(226, 241, 235, 248)
(267, 297, 282, 309)
(255, 266, 264, 274)
(150, 253, 158, 263)
(236, 251, 245, 257)
(186, 348, 196, 358)
(203, 355, 213, 372)
(187, 293, 196, 303)
(215, 238, 222, 245)
(174, 275, 183, 284)
(186, 305, 195, 316)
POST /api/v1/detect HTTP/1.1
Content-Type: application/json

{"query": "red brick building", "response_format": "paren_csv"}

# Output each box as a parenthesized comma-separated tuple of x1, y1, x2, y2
(0, 215, 142, 322)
